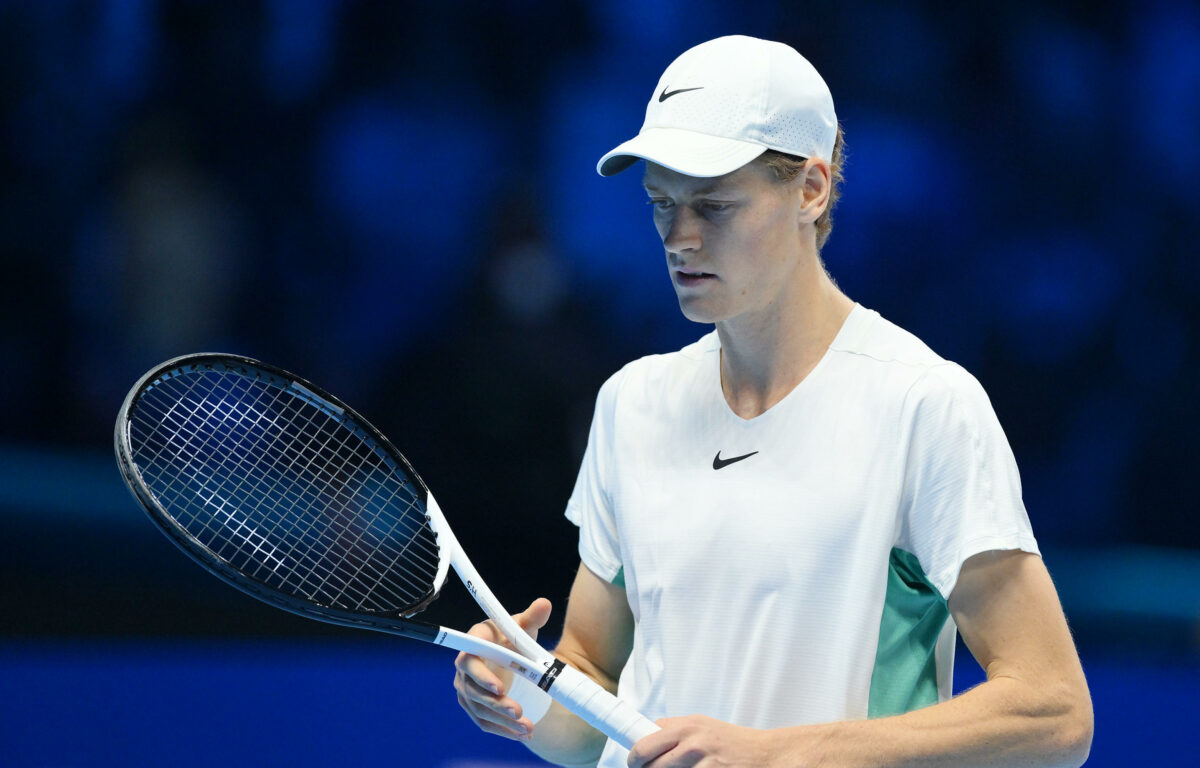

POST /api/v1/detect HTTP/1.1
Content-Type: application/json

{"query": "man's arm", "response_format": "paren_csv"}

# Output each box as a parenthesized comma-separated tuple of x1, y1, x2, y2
(629, 550, 1093, 768)
(454, 562, 634, 767)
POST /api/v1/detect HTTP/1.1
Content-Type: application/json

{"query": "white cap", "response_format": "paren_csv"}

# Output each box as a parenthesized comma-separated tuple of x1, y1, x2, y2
(597, 35, 837, 178)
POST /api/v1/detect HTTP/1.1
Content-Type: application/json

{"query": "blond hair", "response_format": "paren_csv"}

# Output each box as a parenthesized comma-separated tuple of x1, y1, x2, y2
(758, 124, 846, 251)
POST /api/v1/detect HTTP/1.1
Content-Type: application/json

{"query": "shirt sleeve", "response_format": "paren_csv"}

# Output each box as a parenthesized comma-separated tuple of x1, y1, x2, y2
(897, 363, 1040, 600)
(564, 369, 625, 584)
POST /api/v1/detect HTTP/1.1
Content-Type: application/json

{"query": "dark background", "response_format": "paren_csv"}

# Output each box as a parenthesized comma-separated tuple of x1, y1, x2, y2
(1, 1, 1197, 766)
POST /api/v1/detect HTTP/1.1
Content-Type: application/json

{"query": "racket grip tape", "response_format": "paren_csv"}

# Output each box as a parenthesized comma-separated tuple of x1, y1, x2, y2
(547, 663, 660, 750)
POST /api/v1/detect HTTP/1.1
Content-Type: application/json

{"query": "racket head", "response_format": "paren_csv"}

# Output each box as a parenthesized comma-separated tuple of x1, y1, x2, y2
(114, 353, 453, 633)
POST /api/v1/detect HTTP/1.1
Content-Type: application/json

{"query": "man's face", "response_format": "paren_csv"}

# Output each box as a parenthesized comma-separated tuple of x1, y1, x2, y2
(642, 160, 807, 325)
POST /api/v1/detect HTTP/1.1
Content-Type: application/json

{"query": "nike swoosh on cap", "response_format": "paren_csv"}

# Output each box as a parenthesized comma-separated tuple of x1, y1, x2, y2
(712, 450, 758, 470)
(659, 85, 704, 102)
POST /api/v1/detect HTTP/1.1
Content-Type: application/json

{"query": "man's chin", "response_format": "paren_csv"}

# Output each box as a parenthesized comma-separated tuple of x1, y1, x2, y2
(676, 296, 722, 325)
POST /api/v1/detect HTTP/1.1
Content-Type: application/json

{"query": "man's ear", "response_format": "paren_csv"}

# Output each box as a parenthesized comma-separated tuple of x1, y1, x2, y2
(798, 159, 831, 224)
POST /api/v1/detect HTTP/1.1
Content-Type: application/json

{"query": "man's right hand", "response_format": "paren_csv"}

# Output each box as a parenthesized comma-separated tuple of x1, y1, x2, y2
(452, 597, 553, 741)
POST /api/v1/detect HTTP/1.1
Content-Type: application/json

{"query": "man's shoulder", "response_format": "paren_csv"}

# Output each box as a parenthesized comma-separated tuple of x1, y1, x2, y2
(828, 306, 989, 408)
(595, 331, 718, 409)
(832, 306, 948, 370)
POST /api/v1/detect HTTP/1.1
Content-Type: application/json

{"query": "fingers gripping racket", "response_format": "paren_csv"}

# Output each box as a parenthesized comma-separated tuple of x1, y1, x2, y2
(114, 353, 658, 749)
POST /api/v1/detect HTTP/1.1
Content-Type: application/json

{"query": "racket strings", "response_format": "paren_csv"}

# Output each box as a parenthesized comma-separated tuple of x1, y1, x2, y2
(138, 375, 437, 611)
(186, 377, 438, 609)
(275, 402, 436, 606)
(137, 379, 384, 603)
(129, 366, 442, 613)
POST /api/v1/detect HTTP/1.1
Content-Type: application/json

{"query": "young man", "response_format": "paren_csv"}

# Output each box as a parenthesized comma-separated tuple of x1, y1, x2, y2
(454, 35, 1093, 768)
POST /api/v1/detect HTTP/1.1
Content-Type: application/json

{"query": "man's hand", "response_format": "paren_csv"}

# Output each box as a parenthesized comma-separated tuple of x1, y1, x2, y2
(453, 597, 553, 742)
(627, 715, 775, 768)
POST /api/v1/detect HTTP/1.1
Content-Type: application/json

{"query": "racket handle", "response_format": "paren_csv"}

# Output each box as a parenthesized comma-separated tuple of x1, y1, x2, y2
(549, 663, 660, 750)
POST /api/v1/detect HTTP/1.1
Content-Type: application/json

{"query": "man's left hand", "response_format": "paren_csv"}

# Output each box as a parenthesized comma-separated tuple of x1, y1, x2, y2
(627, 715, 777, 768)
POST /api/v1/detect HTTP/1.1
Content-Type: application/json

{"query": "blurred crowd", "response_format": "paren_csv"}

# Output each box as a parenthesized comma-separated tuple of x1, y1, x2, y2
(2, 0, 1198, 559)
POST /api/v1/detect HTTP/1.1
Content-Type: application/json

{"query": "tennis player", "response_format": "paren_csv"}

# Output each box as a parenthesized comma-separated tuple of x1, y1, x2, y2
(454, 35, 1093, 768)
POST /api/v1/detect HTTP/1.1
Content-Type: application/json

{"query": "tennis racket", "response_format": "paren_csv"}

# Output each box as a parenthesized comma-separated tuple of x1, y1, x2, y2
(114, 352, 658, 749)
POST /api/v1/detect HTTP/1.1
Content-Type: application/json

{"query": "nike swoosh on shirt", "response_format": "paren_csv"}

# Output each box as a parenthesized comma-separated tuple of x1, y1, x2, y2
(659, 85, 704, 102)
(712, 450, 759, 470)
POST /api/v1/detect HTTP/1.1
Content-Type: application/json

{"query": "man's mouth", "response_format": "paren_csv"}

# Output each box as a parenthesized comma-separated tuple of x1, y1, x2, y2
(675, 268, 716, 286)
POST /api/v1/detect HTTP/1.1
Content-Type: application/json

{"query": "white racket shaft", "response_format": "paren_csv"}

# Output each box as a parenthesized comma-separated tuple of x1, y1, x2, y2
(426, 496, 659, 750)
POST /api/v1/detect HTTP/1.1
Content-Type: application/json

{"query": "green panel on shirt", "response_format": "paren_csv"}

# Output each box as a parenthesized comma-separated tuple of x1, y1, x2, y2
(868, 548, 950, 718)
(613, 566, 625, 588)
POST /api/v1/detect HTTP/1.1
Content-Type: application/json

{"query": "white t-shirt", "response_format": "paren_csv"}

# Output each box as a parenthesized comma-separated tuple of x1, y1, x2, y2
(565, 304, 1039, 767)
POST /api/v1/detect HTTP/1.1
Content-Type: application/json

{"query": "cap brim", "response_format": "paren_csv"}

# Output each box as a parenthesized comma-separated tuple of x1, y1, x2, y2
(596, 127, 767, 177)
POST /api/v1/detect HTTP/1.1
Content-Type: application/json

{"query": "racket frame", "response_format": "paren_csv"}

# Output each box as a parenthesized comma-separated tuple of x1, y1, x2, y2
(114, 353, 659, 748)
(115, 353, 446, 640)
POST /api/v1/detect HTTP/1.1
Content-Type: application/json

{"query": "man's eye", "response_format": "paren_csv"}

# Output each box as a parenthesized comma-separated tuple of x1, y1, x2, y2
(648, 199, 674, 211)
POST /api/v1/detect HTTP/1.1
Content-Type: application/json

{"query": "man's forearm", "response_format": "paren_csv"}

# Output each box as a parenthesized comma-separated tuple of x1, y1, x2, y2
(518, 565, 638, 766)
(521, 697, 608, 768)
(765, 674, 1093, 768)
(518, 645, 624, 768)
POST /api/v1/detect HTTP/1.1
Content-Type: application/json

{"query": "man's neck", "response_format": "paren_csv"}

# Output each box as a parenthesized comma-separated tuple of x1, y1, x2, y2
(716, 271, 853, 420)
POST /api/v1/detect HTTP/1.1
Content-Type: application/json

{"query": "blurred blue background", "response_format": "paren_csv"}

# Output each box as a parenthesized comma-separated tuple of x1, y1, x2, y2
(1, 1, 1198, 765)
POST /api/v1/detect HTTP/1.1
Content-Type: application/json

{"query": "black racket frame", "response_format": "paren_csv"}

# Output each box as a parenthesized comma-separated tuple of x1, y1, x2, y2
(114, 352, 442, 642)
